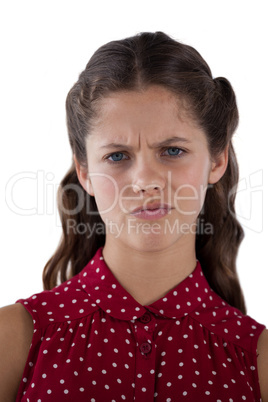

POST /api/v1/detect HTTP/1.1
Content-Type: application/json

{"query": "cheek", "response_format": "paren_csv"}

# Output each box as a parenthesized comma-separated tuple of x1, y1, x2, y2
(173, 184, 207, 216)
(91, 175, 119, 215)
(172, 165, 209, 216)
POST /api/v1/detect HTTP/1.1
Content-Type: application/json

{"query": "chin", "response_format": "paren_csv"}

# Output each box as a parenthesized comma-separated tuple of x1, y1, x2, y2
(122, 233, 183, 254)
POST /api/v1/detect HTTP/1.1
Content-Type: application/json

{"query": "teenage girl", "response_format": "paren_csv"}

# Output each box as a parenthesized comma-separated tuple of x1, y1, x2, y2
(1, 31, 267, 401)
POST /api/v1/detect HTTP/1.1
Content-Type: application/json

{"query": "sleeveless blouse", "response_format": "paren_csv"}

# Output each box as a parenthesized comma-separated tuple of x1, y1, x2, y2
(16, 248, 266, 401)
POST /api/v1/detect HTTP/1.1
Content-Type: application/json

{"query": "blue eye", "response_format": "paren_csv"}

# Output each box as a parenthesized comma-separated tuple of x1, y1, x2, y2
(163, 147, 183, 157)
(107, 152, 126, 162)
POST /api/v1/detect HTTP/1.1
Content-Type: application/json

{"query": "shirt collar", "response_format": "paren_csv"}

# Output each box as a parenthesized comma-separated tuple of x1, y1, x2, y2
(80, 247, 211, 321)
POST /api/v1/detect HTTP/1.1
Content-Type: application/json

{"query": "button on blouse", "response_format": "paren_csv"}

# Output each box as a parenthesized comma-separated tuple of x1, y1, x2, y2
(16, 247, 266, 401)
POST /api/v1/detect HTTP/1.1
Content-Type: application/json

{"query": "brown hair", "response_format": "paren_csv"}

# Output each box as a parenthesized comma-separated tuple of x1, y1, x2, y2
(43, 31, 246, 314)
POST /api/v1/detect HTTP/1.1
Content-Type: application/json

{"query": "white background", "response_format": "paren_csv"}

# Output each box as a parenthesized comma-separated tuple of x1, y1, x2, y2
(1, 0, 267, 326)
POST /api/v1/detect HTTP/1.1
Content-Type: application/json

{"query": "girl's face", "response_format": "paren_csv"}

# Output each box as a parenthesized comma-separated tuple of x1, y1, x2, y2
(76, 86, 227, 253)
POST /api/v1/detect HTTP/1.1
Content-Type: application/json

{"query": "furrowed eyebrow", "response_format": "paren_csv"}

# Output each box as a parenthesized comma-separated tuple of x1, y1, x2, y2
(100, 136, 191, 150)
(100, 143, 133, 150)
(150, 136, 191, 148)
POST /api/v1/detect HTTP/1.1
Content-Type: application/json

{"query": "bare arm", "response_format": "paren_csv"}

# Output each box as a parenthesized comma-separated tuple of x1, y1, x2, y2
(0, 304, 34, 401)
(257, 329, 268, 402)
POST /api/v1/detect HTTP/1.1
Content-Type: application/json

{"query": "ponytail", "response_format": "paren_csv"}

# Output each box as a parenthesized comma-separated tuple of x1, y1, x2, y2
(196, 143, 246, 314)
(42, 162, 105, 289)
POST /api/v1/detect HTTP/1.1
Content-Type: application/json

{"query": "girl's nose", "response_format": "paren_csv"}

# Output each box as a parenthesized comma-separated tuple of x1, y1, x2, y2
(132, 183, 163, 195)
(132, 163, 166, 195)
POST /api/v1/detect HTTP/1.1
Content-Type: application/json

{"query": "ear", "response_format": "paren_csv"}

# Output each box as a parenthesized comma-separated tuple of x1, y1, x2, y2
(208, 145, 229, 184)
(73, 154, 94, 196)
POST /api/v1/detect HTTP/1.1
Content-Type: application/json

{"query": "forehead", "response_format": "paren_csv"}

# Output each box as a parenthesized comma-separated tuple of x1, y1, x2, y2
(93, 86, 189, 125)
(88, 86, 203, 146)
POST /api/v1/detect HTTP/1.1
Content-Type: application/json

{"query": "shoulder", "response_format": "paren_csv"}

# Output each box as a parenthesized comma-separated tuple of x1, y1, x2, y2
(0, 303, 34, 401)
(257, 328, 268, 402)
(193, 290, 266, 352)
(17, 274, 99, 328)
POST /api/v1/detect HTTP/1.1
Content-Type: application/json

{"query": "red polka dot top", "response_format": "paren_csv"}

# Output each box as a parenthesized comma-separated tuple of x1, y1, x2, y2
(16, 247, 266, 401)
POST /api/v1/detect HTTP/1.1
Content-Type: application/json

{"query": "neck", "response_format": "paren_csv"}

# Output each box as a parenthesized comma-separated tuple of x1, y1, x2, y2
(102, 235, 197, 306)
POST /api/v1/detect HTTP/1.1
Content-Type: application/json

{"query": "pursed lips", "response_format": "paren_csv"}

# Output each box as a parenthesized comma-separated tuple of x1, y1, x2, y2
(130, 203, 172, 215)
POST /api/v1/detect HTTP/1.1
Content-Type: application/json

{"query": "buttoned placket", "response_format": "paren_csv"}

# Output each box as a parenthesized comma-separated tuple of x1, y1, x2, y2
(131, 309, 157, 402)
